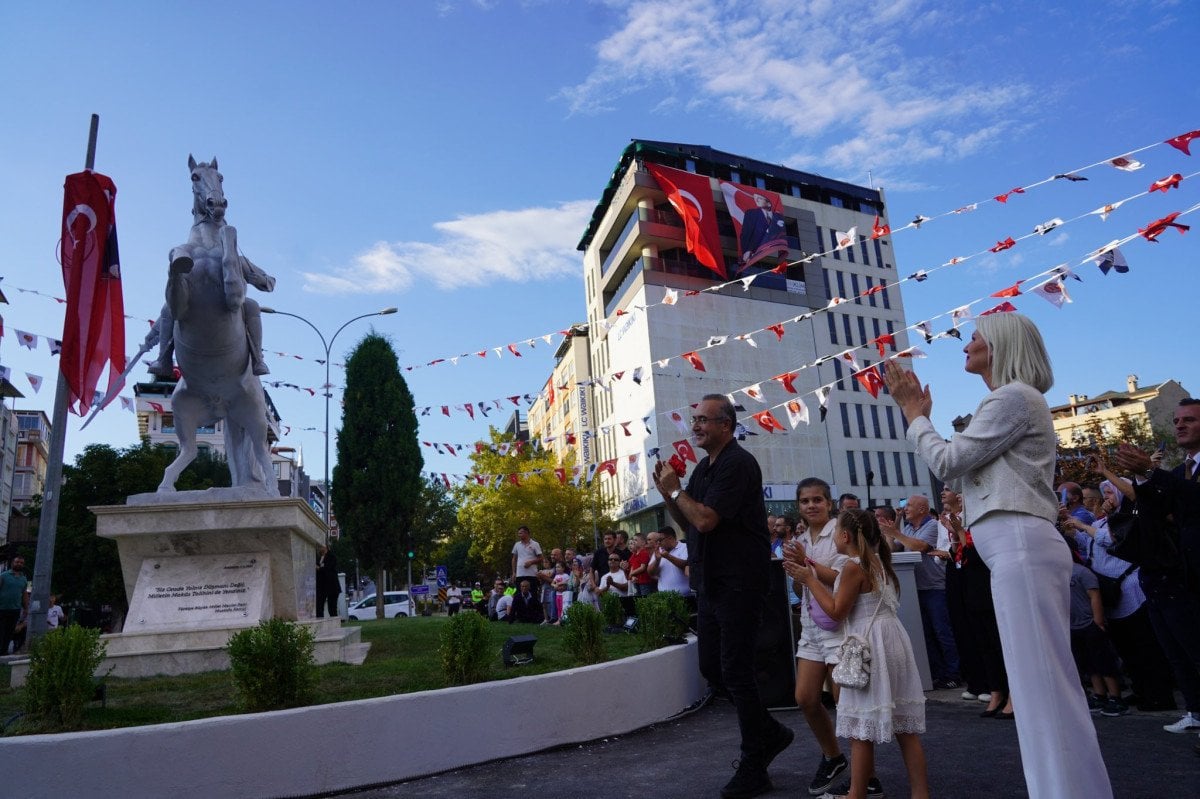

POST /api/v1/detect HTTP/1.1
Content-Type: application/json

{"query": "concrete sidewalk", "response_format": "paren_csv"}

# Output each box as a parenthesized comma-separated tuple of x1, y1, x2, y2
(337, 689, 1198, 798)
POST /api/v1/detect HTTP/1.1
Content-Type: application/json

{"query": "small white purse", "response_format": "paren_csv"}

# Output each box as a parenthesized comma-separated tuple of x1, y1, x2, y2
(831, 593, 884, 690)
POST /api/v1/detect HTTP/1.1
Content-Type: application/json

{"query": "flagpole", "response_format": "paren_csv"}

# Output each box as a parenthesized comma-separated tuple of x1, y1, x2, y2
(28, 114, 99, 643)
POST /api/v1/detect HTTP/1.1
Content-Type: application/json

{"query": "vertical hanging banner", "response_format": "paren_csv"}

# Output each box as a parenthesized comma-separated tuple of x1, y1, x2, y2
(60, 170, 125, 415)
(719, 180, 789, 272)
(644, 162, 727, 279)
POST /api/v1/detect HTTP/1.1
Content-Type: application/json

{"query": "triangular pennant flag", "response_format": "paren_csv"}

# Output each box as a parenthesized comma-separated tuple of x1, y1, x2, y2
(1051, 264, 1083, 282)
(873, 334, 895, 357)
(598, 458, 617, 478)
(627, 454, 640, 474)
(707, 335, 728, 347)
(15, 330, 37, 350)
(834, 227, 857, 250)
(632, 366, 644, 385)
(773, 372, 799, 394)
(752, 409, 785, 433)
(950, 306, 973, 326)
(1165, 129, 1200, 155)
(1032, 279, 1071, 308)
(1139, 212, 1190, 242)
(507, 343, 522, 357)
(1090, 199, 1125, 221)
(1054, 172, 1088, 182)
(554, 468, 567, 485)
(991, 281, 1023, 298)
(25, 373, 42, 393)
(739, 333, 758, 348)
(767, 324, 786, 341)
(785, 398, 810, 428)
(988, 237, 1016, 253)
(854, 365, 885, 398)
(48, 339, 62, 355)
(840, 351, 861, 372)
(669, 410, 690, 436)
(1108, 156, 1143, 171)
(954, 203, 977, 214)
(743, 383, 766, 403)
(667, 453, 688, 478)
(1093, 246, 1129, 275)
(619, 421, 632, 437)
(815, 386, 830, 422)
(148, 400, 167, 414)
(120, 396, 135, 412)
(870, 215, 890, 240)
(980, 301, 1018, 316)
(663, 287, 679, 306)
(916, 321, 933, 344)
(739, 275, 756, 291)
(1149, 173, 1183, 193)
(682, 351, 706, 372)
(1033, 218, 1063, 236)
(463, 404, 475, 420)
(673, 439, 698, 464)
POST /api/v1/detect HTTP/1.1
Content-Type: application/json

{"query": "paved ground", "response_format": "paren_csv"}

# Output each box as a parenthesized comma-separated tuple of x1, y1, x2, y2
(331, 689, 1198, 798)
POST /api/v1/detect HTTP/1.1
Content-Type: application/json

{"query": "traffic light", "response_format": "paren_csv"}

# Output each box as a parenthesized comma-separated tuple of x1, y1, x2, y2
(407, 549, 415, 559)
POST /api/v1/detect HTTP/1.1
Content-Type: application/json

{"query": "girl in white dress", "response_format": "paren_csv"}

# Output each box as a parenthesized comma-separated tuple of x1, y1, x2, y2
(791, 509, 929, 799)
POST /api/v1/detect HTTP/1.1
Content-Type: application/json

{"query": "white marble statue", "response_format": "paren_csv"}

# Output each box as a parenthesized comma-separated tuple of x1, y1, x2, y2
(153, 156, 279, 496)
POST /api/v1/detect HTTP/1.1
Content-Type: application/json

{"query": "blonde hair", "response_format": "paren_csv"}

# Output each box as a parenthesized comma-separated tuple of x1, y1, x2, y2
(838, 509, 899, 595)
(975, 312, 1054, 394)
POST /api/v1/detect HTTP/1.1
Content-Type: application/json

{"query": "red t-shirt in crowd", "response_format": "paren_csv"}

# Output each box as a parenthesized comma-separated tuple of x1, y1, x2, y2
(628, 548, 653, 585)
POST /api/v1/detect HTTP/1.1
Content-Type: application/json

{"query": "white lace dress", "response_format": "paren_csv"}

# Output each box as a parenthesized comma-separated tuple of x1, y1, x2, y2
(834, 560, 926, 743)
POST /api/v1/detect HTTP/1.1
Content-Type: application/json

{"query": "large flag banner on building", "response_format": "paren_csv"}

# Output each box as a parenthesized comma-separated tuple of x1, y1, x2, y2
(644, 162, 727, 279)
(60, 170, 126, 415)
(719, 180, 789, 272)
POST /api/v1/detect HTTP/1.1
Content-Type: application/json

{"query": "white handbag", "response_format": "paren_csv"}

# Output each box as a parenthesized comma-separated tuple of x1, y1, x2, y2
(831, 592, 884, 690)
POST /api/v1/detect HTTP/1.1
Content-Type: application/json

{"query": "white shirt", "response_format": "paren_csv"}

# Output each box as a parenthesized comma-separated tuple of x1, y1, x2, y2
(799, 519, 846, 621)
(495, 593, 513, 619)
(446, 586, 462, 605)
(598, 571, 630, 597)
(46, 605, 65, 629)
(512, 539, 543, 578)
(652, 541, 691, 595)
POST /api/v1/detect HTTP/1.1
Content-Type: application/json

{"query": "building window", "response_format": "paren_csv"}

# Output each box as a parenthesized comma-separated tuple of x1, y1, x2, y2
(908, 453, 919, 486)
(832, 358, 846, 390)
(841, 403, 852, 438)
(827, 313, 838, 345)
(877, 451, 890, 486)
(846, 451, 858, 486)
(894, 452, 905, 486)
(685, 158, 696, 172)
(886, 406, 898, 439)
(755, 176, 766, 189)
(871, 405, 881, 437)
(822, 266, 832, 297)
(829, 228, 841, 260)
(850, 273, 861, 302)
(836, 270, 847, 297)
(873, 317, 882, 339)
(161, 413, 175, 434)
(861, 452, 873, 485)
(830, 195, 845, 208)
(866, 276, 876, 307)
(846, 236, 856, 263)
(860, 236, 871, 265)
(881, 285, 891, 310)
(857, 316, 867, 344)
(855, 404, 867, 437)
(843, 314, 853, 344)
(13, 472, 33, 496)
(874, 239, 885, 268)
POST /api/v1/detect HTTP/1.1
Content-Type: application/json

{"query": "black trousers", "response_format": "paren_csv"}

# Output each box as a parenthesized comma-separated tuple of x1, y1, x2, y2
(697, 585, 779, 760)
(961, 550, 1008, 695)
(1107, 604, 1175, 707)
(315, 590, 339, 618)
(0, 608, 19, 655)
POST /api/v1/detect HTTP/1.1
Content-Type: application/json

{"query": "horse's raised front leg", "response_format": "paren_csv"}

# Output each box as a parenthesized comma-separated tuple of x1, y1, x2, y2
(220, 225, 245, 312)
(164, 246, 194, 321)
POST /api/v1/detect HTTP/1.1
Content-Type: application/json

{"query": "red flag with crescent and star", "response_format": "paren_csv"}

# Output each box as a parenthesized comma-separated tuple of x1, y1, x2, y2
(60, 170, 126, 416)
(645, 163, 727, 279)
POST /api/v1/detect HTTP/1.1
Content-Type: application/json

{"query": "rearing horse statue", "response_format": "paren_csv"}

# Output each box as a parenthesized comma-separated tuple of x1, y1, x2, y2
(156, 155, 278, 496)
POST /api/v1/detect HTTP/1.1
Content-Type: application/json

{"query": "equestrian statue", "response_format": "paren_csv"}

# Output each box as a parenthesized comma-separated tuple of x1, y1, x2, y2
(151, 155, 279, 496)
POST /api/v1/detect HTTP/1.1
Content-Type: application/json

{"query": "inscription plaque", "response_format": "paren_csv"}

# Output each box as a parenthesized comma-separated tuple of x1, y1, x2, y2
(127, 552, 271, 630)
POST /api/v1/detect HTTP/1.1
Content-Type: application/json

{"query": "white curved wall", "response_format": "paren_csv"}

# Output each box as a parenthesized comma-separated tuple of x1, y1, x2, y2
(6, 638, 704, 799)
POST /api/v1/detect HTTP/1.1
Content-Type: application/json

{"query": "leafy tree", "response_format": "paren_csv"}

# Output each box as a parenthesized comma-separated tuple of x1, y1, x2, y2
(1055, 411, 1174, 485)
(438, 538, 487, 586)
(409, 477, 458, 572)
(50, 442, 230, 621)
(453, 430, 612, 577)
(331, 333, 423, 619)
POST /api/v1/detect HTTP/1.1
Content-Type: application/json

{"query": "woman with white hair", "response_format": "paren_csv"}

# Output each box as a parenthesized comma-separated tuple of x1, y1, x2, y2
(885, 312, 1111, 798)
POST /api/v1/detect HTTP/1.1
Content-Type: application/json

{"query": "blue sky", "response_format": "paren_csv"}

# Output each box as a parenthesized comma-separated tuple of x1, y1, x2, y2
(1, 0, 1196, 486)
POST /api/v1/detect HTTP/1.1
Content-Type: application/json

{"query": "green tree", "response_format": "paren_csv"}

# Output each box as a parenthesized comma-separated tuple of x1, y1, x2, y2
(51, 442, 230, 621)
(453, 430, 612, 576)
(331, 333, 423, 619)
(410, 477, 458, 571)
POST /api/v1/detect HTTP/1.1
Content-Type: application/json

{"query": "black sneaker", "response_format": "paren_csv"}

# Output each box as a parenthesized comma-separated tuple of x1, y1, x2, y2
(1087, 694, 1104, 715)
(931, 678, 960, 690)
(762, 722, 794, 768)
(721, 758, 772, 799)
(1101, 698, 1129, 717)
(809, 753, 849, 795)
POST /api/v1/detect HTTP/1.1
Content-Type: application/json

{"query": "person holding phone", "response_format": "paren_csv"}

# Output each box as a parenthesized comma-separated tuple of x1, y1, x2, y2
(885, 312, 1111, 798)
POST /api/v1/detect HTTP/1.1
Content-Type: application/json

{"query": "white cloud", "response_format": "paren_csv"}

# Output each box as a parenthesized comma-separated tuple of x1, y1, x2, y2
(303, 200, 593, 294)
(562, 1, 1031, 172)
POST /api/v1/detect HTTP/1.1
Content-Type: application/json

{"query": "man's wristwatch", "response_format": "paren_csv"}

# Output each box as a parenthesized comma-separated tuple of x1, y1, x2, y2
(670, 488, 682, 501)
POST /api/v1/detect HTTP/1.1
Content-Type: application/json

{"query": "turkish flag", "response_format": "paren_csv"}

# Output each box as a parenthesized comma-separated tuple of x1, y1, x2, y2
(989, 237, 1016, 253)
(873, 334, 895, 357)
(668, 453, 688, 478)
(673, 439, 698, 464)
(767, 324, 786, 341)
(1149, 173, 1183, 193)
(645, 163, 727, 278)
(854, 365, 885, 398)
(554, 468, 567, 485)
(871, 215, 890, 239)
(60, 170, 126, 415)
(980, 301, 1018, 316)
(752, 410, 785, 433)
(991, 282, 1023, 298)
(1165, 129, 1200, 155)
(682, 351, 706, 372)
(598, 458, 617, 477)
(1139, 212, 1190, 242)
(773, 371, 800, 393)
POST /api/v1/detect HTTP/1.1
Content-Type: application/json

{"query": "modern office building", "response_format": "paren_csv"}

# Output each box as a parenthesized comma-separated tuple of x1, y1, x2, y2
(577, 140, 932, 531)
(526, 326, 591, 466)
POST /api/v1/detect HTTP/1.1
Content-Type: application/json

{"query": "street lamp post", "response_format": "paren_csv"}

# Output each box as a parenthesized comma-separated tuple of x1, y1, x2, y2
(261, 306, 397, 537)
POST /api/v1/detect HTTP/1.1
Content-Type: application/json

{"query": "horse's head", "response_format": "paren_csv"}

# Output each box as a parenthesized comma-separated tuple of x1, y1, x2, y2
(188, 154, 227, 223)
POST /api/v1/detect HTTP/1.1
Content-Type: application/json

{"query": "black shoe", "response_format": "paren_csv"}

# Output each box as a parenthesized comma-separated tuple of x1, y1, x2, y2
(980, 707, 1000, 718)
(762, 722, 794, 769)
(722, 759, 772, 799)
(996, 710, 1015, 720)
(931, 678, 961, 690)
(809, 753, 849, 795)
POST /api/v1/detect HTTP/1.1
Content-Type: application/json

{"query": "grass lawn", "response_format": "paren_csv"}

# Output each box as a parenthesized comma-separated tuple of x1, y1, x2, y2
(0, 616, 646, 736)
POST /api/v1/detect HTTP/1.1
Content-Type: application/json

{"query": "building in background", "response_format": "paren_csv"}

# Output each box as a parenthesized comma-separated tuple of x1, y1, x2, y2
(575, 140, 931, 531)
(526, 326, 591, 465)
(1051, 375, 1189, 446)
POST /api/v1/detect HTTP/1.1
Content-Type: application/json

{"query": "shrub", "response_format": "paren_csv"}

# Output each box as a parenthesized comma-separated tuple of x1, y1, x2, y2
(227, 618, 315, 711)
(563, 602, 607, 665)
(24, 625, 107, 729)
(599, 590, 623, 627)
(439, 610, 492, 685)
(634, 591, 689, 652)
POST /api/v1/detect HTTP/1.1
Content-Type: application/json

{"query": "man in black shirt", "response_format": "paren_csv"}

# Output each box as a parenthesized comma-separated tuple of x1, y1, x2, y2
(654, 394, 792, 799)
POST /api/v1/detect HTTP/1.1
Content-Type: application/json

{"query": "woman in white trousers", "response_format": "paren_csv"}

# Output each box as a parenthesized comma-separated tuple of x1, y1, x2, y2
(886, 312, 1111, 799)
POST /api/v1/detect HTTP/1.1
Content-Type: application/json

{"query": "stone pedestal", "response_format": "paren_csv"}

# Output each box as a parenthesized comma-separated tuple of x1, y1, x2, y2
(891, 551, 932, 690)
(8, 495, 368, 687)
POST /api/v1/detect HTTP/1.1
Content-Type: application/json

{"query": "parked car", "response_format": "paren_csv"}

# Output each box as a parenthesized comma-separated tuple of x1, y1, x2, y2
(347, 591, 414, 620)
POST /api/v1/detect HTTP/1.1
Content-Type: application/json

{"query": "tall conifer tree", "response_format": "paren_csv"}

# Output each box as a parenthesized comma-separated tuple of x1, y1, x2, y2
(332, 333, 423, 618)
